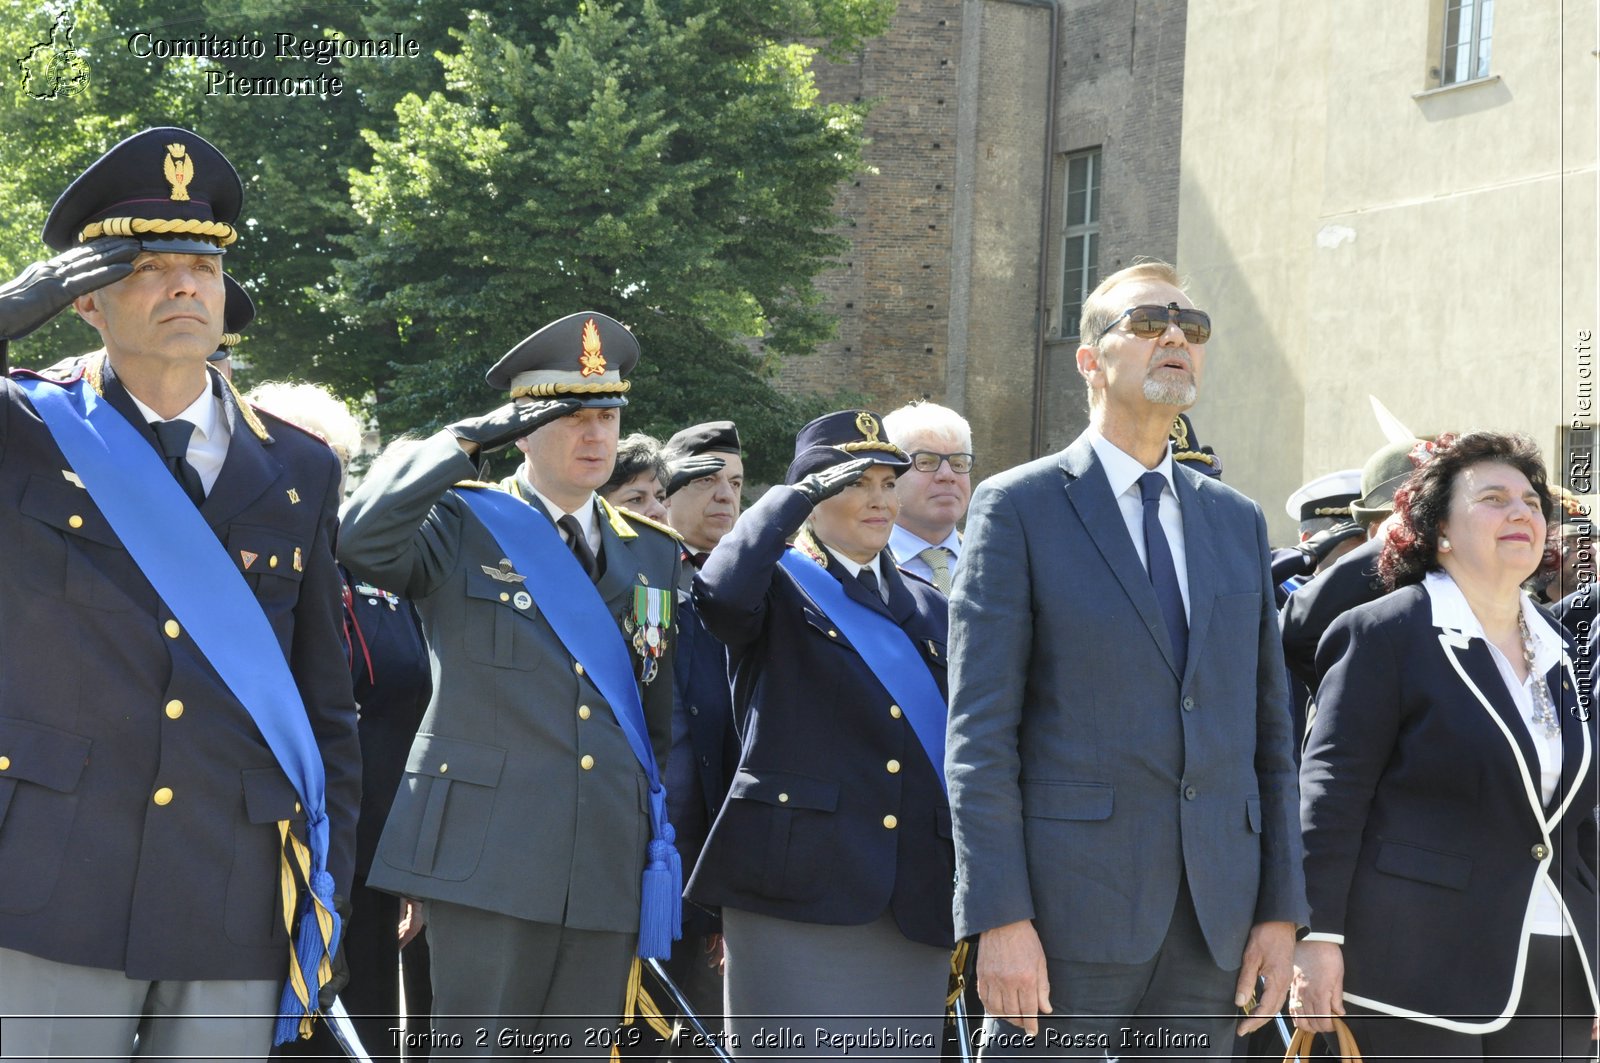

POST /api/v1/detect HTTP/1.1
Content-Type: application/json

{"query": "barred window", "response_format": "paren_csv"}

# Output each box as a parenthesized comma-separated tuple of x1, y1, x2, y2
(1058, 148, 1101, 339)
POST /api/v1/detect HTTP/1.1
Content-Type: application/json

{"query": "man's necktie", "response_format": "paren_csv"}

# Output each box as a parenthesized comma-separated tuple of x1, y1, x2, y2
(152, 418, 205, 507)
(857, 565, 883, 603)
(557, 514, 599, 581)
(1137, 471, 1188, 677)
(916, 545, 953, 594)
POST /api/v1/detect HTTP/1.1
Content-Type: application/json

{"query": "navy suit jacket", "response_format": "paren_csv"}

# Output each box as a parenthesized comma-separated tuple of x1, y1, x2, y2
(686, 486, 955, 949)
(946, 432, 1307, 968)
(0, 357, 359, 981)
(1303, 584, 1599, 1030)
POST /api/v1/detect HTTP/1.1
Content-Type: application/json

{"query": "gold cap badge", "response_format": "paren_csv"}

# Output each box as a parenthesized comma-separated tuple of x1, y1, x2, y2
(163, 143, 194, 202)
(579, 317, 606, 378)
(855, 410, 881, 443)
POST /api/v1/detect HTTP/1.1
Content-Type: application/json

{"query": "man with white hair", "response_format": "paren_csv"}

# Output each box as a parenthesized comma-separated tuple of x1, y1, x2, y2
(883, 401, 973, 595)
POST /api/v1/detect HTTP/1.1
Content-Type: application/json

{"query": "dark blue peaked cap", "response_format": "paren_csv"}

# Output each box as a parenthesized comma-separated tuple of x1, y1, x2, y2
(43, 127, 241, 255)
(784, 409, 911, 485)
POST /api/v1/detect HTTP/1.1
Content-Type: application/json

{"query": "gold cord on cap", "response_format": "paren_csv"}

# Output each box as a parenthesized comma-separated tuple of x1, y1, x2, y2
(79, 217, 238, 247)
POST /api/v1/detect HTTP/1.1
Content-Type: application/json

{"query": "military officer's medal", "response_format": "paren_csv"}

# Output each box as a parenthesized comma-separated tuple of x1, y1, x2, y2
(624, 583, 671, 684)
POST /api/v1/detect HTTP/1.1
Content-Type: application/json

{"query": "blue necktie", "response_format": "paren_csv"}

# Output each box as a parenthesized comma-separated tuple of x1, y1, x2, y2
(1138, 472, 1187, 677)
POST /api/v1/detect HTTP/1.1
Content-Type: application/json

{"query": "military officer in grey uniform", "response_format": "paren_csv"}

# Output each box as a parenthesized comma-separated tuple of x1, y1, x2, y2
(340, 311, 683, 1056)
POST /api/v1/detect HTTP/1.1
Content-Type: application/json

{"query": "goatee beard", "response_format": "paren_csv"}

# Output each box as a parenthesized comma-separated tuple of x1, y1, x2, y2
(1143, 374, 1196, 407)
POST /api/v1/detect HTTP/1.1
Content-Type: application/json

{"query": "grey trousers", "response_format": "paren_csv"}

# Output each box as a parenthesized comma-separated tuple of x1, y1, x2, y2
(979, 875, 1239, 1062)
(0, 945, 278, 1062)
(721, 908, 949, 1061)
(426, 901, 637, 1059)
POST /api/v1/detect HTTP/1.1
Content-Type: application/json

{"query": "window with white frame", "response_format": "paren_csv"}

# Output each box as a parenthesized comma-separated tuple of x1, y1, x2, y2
(1440, 0, 1493, 85)
(1058, 148, 1101, 339)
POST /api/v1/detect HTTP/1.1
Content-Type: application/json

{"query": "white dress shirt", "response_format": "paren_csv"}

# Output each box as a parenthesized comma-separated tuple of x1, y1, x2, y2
(823, 545, 888, 603)
(1087, 429, 1190, 619)
(889, 524, 961, 586)
(521, 476, 602, 555)
(129, 378, 231, 495)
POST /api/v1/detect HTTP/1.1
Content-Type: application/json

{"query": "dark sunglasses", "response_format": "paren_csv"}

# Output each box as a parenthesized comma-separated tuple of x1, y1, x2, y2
(909, 451, 974, 474)
(1095, 302, 1212, 345)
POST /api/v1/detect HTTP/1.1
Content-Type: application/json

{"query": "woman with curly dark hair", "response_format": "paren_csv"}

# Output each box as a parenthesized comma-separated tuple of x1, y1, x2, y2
(1291, 431, 1598, 1061)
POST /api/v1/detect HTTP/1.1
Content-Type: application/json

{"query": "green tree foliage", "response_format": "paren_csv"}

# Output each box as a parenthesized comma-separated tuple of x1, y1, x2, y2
(336, 0, 887, 479)
(0, 0, 892, 481)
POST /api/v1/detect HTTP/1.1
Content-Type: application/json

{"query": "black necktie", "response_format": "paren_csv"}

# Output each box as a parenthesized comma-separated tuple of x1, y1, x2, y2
(558, 514, 599, 581)
(1137, 472, 1187, 676)
(857, 565, 882, 602)
(152, 418, 205, 507)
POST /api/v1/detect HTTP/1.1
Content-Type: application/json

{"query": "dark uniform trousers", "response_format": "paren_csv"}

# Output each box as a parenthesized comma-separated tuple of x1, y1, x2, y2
(339, 433, 680, 1058)
(0, 359, 360, 1055)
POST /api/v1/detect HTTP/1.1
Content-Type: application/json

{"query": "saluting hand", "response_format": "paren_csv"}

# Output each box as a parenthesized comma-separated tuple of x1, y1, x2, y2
(976, 919, 1053, 1038)
(0, 237, 141, 341)
(790, 456, 874, 507)
(664, 453, 726, 497)
(448, 397, 582, 457)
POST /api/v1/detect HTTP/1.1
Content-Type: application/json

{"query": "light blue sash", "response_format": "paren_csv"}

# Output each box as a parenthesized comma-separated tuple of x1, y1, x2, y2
(15, 374, 339, 1042)
(778, 549, 948, 792)
(455, 486, 681, 957)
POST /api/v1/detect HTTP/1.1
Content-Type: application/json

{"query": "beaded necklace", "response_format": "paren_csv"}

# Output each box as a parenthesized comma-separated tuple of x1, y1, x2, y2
(1517, 610, 1563, 739)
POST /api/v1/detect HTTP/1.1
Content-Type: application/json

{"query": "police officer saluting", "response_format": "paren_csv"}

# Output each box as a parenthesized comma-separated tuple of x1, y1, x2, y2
(340, 312, 683, 1055)
(0, 128, 359, 1057)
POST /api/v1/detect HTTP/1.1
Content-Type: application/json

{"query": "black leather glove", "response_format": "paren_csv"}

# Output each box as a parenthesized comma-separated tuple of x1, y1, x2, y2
(317, 893, 352, 1011)
(0, 238, 141, 341)
(791, 456, 875, 506)
(665, 453, 726, 497)
(1299, 520, 1364, 566)
(447, 397, 581, 456)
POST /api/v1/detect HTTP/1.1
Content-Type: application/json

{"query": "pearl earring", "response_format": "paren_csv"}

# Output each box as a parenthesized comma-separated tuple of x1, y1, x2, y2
(1440, 537, 1451, 551)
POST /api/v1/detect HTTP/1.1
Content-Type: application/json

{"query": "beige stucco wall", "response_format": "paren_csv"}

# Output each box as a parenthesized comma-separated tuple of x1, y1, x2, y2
(1177, 1, 1596, 542)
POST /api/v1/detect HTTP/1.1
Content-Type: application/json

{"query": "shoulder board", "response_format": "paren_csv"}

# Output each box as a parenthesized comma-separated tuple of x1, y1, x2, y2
(220, 373, 272, 442)
(452, 479, 503, 491)
(613, 506, 683, 542)
(9, 363, 84, 387)
(792, 524, 828, 567)
(597, 496, 639, 540)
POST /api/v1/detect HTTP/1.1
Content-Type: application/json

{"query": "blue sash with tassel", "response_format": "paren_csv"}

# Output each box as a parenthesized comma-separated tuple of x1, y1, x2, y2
(15, 374, 340, 1044)
(454, 486, 681, 957)
(778, 549, 949, 792)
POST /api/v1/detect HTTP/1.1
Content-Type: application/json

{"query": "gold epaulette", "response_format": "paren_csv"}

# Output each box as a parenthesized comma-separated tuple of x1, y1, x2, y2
(793, 523, 828, 567)
(221, 371, 271, 441)
(1172, 449, 1216, 467)
(597, 496, 639, 540)
(612, 504, 683, 542)
(453, 479, 503, 491)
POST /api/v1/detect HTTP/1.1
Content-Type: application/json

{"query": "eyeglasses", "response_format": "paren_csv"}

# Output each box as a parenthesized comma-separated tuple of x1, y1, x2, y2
(909, 451, 974, 474)
(1095, 302, 1212, 345)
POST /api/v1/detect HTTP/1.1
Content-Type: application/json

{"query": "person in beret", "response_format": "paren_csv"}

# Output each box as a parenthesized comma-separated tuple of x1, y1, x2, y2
(0, 127, 359, 1058)
(650, 419, 745, 1051)
(340, 311, 683, 1056)
(688, 409, 954, 1058)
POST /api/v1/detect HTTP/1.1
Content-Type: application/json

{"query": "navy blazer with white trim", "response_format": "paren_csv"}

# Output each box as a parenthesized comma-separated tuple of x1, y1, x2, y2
(1302, 582, 1599, 1031)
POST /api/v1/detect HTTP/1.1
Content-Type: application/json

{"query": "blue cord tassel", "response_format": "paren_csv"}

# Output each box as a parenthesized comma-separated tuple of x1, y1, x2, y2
(271, 869, 342, 1045)
(637, 787, 682, 959)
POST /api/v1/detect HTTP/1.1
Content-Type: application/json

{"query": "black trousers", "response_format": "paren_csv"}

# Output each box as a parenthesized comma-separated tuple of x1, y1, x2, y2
(1343, 934, 1594, 1063)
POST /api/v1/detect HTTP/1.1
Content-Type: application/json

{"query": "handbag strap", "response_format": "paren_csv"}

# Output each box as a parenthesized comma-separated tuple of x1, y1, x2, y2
(1282, 1018, 1362, 1063)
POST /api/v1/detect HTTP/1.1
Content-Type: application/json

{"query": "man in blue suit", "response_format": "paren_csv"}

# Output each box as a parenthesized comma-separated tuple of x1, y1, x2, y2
(945, 261, 1307, 1057)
